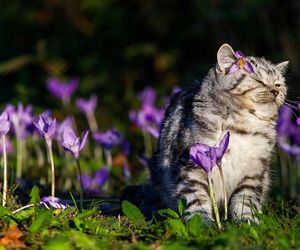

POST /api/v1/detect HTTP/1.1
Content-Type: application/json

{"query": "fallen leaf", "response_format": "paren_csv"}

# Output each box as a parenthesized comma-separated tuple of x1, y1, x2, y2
(0, 224, 26, 249)
(113, 153, 126, 166)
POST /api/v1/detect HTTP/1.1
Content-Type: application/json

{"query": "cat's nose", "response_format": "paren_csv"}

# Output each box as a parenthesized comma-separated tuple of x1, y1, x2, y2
(270, 89, 279, 97)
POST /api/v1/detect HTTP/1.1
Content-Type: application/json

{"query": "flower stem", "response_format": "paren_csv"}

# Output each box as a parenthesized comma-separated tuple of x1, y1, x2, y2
(2, 135, 7, 206)
(86, 112, 103, 159)
(47, 141, 55, 202)
(142, 129, 152, 158)
(76, 159, 83, 210)
(104, 149, 112, 169)
(208, 175, 222, 229)
(16, 136, 23, 179)
(87, 112, 98, 133)
(218, 165, 228, 220)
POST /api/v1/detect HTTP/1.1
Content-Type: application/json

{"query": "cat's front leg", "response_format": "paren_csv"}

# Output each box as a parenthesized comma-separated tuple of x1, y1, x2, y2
(176, 167, 213, 223)
(229, 175, 264, 224)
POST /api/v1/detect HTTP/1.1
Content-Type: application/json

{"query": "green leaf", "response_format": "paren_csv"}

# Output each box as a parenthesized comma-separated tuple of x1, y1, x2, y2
(158, 208, 179, 219)
(121, 200, 146, 228)
(29, 185, 40, 204)
(167, 219, 188, 238)
(177, 198, 187, 216)
(249, 226, 259, 241)
(43, 235, 72, 250)
(29, 209, 53, 232)
(187, 214, 203, 237)
(0, 206, 11, 219)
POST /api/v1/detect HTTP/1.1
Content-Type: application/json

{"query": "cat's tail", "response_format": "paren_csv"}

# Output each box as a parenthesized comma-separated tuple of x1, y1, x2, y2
(120, 183, 163, 219)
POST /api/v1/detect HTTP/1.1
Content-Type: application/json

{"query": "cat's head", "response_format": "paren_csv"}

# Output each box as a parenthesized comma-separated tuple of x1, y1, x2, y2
(215, 43, 288, 119)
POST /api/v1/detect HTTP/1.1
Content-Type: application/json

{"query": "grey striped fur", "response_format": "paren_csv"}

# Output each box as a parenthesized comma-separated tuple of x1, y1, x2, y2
(149, 44, 288, 223)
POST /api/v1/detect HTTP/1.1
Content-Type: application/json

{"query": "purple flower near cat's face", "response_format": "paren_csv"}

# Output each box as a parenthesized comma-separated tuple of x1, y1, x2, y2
(61, 127, 89, 159)
(277, 105, 300, 155)
(0, 111, 10, 136)
(190, 144, 217, 174)
(93, 128, 124, 150)
(228, 50, 254, 74)
(76, 95, 98, 115)
(47, 77, 78, 104)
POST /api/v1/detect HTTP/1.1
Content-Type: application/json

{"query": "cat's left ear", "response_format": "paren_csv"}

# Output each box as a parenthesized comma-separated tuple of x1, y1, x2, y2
(216, 43, 236, 74)
(275, 61, 289, 74)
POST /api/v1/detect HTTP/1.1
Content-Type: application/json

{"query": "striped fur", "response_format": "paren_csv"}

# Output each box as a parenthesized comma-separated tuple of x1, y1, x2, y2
(149, 44, 288, 223)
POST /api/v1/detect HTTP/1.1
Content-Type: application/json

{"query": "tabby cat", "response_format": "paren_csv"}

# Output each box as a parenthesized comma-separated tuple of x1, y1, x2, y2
(148, 44, 288, 223)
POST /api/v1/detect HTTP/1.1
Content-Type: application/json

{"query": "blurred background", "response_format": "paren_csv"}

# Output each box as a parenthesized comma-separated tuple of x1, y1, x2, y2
(0, 0, 299, 124)
(0, 0, 299, 203)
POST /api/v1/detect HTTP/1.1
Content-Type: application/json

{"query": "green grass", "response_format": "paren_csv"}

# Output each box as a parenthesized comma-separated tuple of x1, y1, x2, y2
(1, 193, 299, 250)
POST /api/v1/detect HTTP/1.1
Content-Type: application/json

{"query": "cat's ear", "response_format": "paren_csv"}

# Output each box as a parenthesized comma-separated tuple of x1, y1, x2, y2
(275, 61, 289, 74)
(216, 44, 236, 74)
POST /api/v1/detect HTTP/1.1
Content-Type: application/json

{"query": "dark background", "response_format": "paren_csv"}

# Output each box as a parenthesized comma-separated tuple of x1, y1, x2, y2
(0, 0, 299, 128)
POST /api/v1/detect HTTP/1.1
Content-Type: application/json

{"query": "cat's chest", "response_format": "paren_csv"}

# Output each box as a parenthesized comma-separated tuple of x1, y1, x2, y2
(213, 125, 275, 197)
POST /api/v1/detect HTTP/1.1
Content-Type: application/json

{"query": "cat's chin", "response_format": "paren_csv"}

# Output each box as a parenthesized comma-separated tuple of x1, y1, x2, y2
(252, 102, 279, 120)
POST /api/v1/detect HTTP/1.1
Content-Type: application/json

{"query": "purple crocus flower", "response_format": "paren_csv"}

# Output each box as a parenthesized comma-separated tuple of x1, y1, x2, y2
(33, 115, 57, 146)
(0, 111, 10, 136)
(76, 95, 99, 132)
(138, 87, 156, 106)
(40, 196, 69, 210)
(76, 95, 98, 115)
(214, 132, 230, 167)
(47, 77, 79, 105)
(61, 127, 89, 159)
(81, 167, 109, 193)
(277, 105, 300, 155)
(5, 103, 33, 139)
(93, 128, 123, 150)
(56, 117, 73, 142)
(129, 104, 164, 139)
(228, 50, 254, 74)
(0, 138, 13, 155)
(190, 144, 217, 175)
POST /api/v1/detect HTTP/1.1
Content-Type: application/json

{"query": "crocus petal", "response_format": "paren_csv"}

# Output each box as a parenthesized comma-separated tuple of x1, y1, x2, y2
(33, 121, 45, 137)
(228, 63, 239, 74)
(297, 117, 300, 126)
(235, 50, 244, 59)
(217, 132, 230, 157)
(63, 127, 77, 145)
(0, 111, 9, 120)
(79, 130, 89, 151)
(94, 167, 109, 186)
(48, 119, 57, 140)
(146, 126, 160, 139)
(190, 144, 216, 173)
(244, 61, 254, 73)
(0, 120, 10, 135)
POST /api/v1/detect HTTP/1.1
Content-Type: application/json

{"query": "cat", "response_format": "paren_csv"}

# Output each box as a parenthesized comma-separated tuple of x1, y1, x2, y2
(145, 44, 289, 223)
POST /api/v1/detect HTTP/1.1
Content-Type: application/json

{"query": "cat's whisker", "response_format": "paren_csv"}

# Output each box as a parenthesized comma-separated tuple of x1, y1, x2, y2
(283, 103, 299, 119)
(285, 99, 299, 105)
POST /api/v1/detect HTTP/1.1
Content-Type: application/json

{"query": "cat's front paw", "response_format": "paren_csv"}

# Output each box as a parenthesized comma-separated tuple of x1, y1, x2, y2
(234, 214, 260, 225)
(183, 211, 214, 226)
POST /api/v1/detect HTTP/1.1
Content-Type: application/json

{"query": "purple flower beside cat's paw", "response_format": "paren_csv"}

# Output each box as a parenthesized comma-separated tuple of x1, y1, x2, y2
(189, 144, 217, 174)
